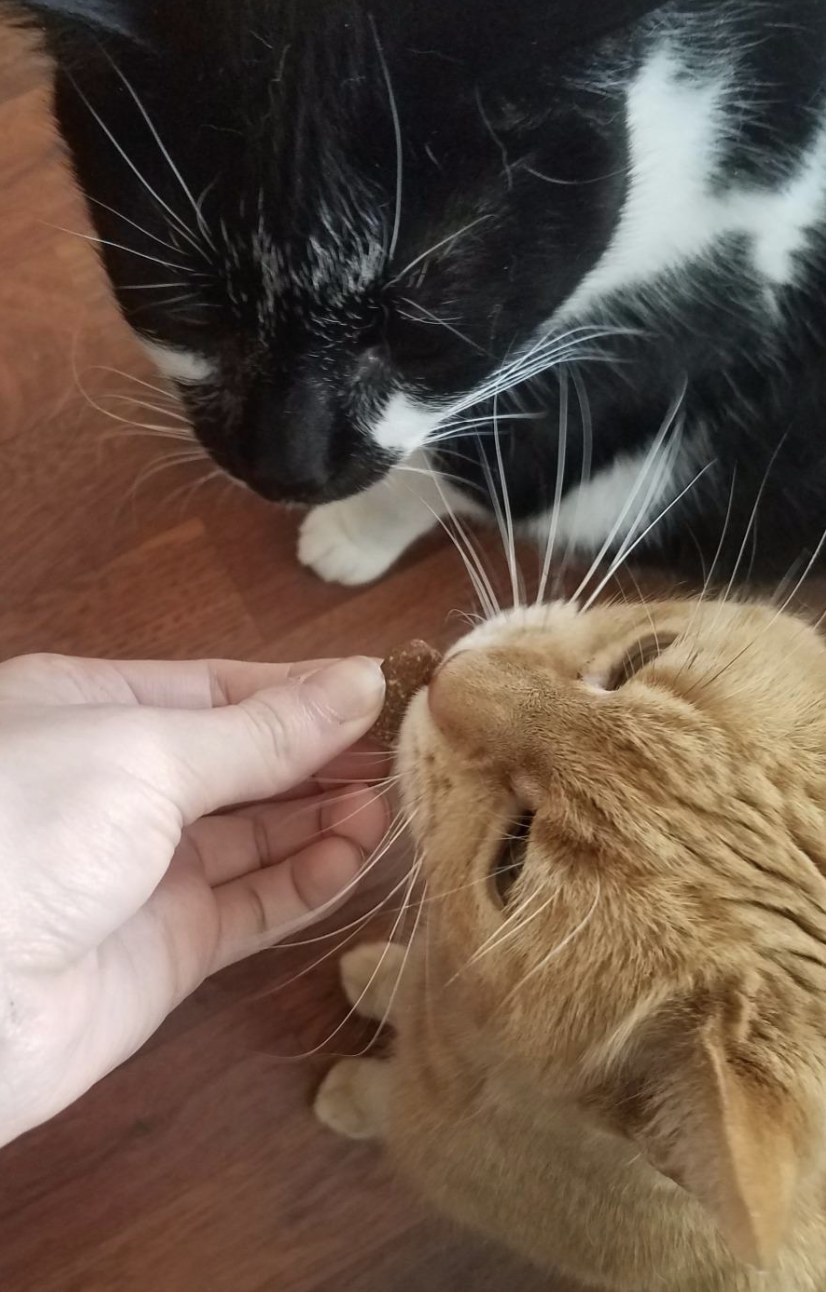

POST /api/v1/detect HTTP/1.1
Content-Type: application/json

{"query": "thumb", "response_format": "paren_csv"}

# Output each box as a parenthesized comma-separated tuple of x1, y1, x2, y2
(156, 657, 386, 822)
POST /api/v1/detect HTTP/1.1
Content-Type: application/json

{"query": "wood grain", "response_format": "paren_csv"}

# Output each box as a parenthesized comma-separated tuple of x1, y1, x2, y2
(0, 22, 823, 1292)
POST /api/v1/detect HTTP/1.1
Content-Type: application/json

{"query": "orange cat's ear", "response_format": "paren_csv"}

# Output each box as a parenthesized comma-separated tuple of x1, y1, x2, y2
(632, 1007, 801, 1271)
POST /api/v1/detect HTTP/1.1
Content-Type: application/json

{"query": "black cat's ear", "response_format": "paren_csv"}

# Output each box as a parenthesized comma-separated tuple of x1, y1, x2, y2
(9, 0, 142, 39)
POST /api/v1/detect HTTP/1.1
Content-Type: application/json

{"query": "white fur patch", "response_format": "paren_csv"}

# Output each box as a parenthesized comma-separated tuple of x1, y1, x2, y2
(531, 432, 685, 558)
(141, 340, 215, 385)
(298, 448, 453, 584)
(371, 391, 444, 454)
(562, 47, 826, 318)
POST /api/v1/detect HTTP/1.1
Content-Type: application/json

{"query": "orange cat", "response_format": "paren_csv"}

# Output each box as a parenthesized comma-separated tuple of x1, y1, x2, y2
(316, 598, 826, 1291)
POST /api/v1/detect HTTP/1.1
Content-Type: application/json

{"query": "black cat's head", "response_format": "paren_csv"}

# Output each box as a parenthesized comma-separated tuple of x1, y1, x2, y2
(14, 0, 659, 504)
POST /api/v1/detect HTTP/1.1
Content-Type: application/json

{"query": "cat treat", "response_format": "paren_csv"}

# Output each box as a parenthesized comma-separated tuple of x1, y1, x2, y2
(372, 640, 442, 746)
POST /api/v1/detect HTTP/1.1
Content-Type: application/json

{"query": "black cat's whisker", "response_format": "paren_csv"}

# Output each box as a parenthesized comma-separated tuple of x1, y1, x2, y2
(85, 366, 180, 402)
(79, 391, 193, 442)
(446, 327, 594, 413)
(99, 424, 192, 446)
(440, 412, 544, 429)
(571, 381, 687, 605)
(150, 291, 209, 311)
(163, 464, 224, 514)
(399, 298, 489, 355)
(100, 394, 189, 424)
(424, 418, 535, 449)
(394, 463, 469, 491)
(450, 326, 636, 417)
(536, 365, 570, 607)
(66, 72, 208, 262)
(117, 281, 188, 291)
(71, 365, 194, 456)
(85, 195, 196, 262)
(369, 15, 404, 264)
(386, 213, 493, 287)
(118, 447, 212, 515)
(47, 222, 195, 275)
(94, 407, 190, 436)
(477, 343, 619, 409)
(104, 55, 218, 254)
(520, 161, 631, 188)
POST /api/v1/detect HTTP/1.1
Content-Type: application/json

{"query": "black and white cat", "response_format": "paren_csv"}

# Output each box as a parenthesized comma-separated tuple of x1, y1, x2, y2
(12, 0, 826, 585)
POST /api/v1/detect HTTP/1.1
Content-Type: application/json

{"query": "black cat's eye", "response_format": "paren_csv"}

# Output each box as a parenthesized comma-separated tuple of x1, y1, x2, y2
(490, 814, 533, 906)
(382, 304, 454, 365)
(604, 633, 678, 691)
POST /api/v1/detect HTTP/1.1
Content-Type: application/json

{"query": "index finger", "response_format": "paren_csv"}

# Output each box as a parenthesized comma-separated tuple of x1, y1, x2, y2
(0, 655, 337, 709)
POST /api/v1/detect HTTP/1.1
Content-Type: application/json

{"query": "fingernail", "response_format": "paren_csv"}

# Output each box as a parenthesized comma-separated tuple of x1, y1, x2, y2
(307, 657, 386, 723)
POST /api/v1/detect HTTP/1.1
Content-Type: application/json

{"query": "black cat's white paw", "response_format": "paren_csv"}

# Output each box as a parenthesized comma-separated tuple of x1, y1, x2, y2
(298, 499, 408, 586)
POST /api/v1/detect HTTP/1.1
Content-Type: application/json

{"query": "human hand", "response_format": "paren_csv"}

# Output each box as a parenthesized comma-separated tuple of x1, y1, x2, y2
(0, 652, 387, 1147)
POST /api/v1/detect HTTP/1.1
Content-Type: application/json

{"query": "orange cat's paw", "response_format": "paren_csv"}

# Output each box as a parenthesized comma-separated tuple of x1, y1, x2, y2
(340, 941, 405, 1024)
(314, 1059, 387, 1141)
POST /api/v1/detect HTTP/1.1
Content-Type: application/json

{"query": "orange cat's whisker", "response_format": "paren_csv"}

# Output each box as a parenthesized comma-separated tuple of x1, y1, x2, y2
(502, 880, 602, 1007)
(454, 882, 563, 982)
(262, 866, 421, 1001)
(571, 382, 687, 606)
(286, 860, 423, 1061)
(351, 873, 429, 1059)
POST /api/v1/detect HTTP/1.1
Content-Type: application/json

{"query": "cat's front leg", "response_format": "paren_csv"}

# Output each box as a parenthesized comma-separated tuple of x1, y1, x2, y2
(313, 943, 406, 1140)
(298, 449, 455, 586)
(315, 1057, 391, 1141)
(339, 941, 407, 1027)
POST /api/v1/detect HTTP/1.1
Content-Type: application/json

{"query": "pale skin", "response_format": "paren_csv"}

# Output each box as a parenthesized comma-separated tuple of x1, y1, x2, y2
(0, 650, 388, 1150)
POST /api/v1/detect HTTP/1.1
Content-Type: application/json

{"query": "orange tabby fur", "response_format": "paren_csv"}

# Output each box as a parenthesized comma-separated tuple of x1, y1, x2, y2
(316, 599, 826, 1291)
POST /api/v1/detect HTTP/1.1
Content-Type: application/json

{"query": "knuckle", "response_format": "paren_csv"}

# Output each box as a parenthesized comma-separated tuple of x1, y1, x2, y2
(246, 883, 270, 938)
(241, 695, 294, 765)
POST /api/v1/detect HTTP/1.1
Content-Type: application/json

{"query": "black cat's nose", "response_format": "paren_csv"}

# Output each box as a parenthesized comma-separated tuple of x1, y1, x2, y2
(242, 377, 336, 499)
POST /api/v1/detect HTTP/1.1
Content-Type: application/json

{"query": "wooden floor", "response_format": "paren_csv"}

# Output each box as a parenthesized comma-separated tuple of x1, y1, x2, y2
(1, 23, 825, 1292)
